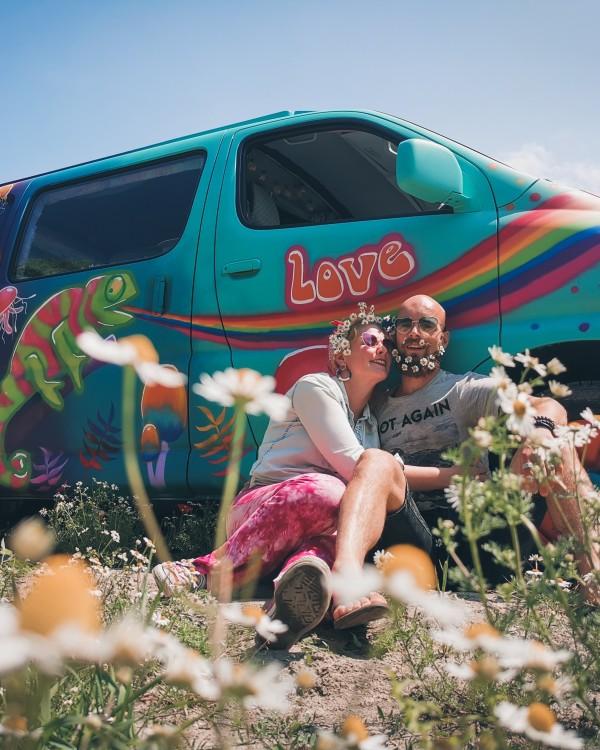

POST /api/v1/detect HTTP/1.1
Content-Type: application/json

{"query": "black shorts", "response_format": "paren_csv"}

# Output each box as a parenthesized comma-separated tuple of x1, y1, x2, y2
(369, 487, 434, 559)
(420, 493, 547, 585)
(368, 487, 547, 585)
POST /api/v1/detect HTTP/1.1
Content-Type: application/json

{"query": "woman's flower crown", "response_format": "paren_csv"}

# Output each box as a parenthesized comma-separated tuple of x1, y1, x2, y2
(329, 302, 382, 357)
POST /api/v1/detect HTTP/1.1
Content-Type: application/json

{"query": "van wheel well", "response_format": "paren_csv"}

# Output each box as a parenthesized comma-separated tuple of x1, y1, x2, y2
(530, 341, 600, 418)
(530, 341, 600, 383)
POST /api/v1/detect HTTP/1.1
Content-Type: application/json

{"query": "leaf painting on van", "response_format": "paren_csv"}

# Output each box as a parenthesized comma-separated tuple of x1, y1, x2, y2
(0, 271, 138, 489)
(30, 447, 69, 491)
(80, 403, 122, 471)
(193, 405, 253, 477)
(140, 368, 187, 488)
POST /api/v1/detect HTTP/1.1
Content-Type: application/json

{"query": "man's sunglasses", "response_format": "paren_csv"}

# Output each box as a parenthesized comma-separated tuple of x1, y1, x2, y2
(360, 331, 394, 350)
(395, 316, 441, 334)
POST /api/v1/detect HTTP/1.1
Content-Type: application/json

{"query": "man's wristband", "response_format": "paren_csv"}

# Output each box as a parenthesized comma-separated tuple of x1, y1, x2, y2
(533, 416, 556, 436)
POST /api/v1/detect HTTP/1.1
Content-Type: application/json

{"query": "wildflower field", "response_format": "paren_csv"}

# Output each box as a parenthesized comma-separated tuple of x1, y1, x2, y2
(0, 337, 599, 749)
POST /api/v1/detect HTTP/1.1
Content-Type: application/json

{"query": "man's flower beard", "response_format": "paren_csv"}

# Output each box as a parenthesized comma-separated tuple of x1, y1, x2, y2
(391, 340, 446, 377)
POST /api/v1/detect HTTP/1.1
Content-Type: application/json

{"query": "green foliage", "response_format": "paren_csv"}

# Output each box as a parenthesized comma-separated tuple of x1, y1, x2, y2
(161, 502, 219, 559)
(42, 480, 143, 565)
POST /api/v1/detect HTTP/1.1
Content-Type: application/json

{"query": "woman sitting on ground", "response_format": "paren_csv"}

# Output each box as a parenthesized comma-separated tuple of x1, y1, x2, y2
(154, 302, 446, 648)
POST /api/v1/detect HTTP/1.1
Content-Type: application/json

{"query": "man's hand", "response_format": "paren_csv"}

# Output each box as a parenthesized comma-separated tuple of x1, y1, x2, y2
(512, 428, 568, 498)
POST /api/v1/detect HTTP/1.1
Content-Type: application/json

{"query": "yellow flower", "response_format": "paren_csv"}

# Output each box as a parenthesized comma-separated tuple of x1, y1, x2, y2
(9, 517, 55, 561)
(18, 555, 101, 636)
(296, 668, 317, 690)
(527, 703, 556, 733)
(341, 715, 369, 743)
(464, 622, 500, 641)
(381, 544, 436, 590)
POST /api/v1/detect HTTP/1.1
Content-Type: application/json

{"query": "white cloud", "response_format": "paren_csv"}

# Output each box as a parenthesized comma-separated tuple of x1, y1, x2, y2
(503, 142, 600, 196)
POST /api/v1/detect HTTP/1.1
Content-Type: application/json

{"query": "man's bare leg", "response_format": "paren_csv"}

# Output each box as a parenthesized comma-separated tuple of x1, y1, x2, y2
(332, 449, 407, 621)
(513, 443, 600, 604)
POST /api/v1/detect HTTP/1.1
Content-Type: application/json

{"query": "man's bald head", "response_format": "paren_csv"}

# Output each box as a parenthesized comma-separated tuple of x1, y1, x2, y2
(397, 295, 447, 330)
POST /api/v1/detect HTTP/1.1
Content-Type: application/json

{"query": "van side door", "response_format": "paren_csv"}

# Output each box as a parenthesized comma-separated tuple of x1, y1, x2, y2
(206, 114, 498, 469)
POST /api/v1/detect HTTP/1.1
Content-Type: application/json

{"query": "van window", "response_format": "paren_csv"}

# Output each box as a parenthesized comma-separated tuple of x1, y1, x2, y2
(241, 127, 450, 229)
(12, 153, 205, 280)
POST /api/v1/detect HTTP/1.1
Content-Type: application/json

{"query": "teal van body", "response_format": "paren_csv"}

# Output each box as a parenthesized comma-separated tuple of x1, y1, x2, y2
(0, 109, 598, 502)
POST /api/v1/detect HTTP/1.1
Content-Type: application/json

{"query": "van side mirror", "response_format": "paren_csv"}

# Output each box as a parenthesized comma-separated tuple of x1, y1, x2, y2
(396, 139, 470, 209)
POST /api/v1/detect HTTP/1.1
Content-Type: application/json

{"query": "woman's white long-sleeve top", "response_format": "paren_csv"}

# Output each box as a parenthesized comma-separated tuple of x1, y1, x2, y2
(249, 372, 380, 487)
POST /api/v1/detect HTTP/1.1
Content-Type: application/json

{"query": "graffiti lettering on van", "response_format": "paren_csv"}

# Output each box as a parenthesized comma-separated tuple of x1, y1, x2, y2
(0, 272, 138, 489)
(285, 233, 416, 308)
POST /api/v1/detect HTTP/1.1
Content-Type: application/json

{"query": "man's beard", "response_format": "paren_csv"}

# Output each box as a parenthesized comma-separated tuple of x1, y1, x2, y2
(392, 339, 446, 377)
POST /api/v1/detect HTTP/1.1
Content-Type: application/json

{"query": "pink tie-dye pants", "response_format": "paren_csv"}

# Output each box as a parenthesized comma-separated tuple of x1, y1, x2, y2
(192, 472, 345, 585)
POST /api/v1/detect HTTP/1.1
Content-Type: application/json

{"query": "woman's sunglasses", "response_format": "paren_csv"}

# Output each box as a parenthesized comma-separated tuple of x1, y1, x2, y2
(360, 331, 394, 350)
(395, 316, 440, 334)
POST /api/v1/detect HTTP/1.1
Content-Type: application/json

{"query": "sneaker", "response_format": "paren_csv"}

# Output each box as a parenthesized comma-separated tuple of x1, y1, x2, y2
(263, 556, 331, 649)
(153, 560, 206, 597)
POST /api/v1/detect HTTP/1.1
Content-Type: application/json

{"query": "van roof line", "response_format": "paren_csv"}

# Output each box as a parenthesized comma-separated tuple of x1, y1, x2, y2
(3, 110, 315, 186)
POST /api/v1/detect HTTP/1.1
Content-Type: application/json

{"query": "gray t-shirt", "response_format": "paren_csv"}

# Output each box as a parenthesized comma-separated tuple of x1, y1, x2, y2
(372, 370, 498, 509)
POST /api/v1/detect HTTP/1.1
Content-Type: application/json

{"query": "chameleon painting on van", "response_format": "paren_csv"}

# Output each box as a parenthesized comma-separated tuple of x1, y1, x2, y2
(0, 271, 138, 489)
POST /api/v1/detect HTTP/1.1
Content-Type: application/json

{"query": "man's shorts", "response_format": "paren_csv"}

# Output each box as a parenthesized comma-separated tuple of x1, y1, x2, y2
(370, 487, 433, 558)
(420, 493, 547, 585)
(369, 485, 547, 585)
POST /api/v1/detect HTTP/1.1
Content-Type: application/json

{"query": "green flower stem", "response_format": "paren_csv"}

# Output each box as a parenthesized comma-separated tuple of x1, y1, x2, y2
(209, 404, 247, 658)
(508, 522, 525, 589)
(520, 513, 600, 726)
(460, 476, 493, 621)
(214, 405, 247, 549)
(122, 365, 170, 563)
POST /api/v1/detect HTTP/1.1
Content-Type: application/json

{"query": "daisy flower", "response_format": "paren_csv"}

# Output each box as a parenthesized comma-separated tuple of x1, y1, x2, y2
(498, 391, 536, 437)
(431, 621, 502, 652)
(548, 381, 572, 398)
(212, 657, 295, 712)
(490, 637, 572, 671)
(495, 701, 582, 748)
(378, 545, 469, 626)
(515, 349, 548, 377)
(580, 407, 600, 428)
(221, 602, 288, 643)
(77, 331, 186, 387)
(472, 426, 493, 448)
(546, 358, 567, 376)
(193, 367, 290, 421)
(8, 517, 55, 562)
(444, 483, 462, 511)
(488, 346, 515, 367)
(445, 656, 517, 683)
(330, 565, 383, 606)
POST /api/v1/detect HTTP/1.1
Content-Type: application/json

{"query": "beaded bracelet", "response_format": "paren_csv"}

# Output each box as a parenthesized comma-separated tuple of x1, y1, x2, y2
(533, 416, 556, 435)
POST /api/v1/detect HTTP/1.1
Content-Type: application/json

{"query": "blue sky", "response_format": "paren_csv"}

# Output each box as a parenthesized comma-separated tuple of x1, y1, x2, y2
(2, 0, 599, 192)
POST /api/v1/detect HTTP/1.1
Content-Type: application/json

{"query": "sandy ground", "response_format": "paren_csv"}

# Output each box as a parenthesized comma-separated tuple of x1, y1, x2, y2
(153, 585, 598, 750)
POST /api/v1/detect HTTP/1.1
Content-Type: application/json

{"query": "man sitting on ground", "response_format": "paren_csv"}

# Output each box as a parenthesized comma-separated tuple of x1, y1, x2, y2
(371, 294, 600, 603)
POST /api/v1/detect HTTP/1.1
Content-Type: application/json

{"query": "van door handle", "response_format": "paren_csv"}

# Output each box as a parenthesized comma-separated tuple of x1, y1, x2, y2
(152, 276, 167, 315)
(222, 259, 262, 276)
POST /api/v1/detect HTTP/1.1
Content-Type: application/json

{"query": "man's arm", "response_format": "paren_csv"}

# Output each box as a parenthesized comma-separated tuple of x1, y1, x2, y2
(529, 395, 568, 425)
(403, 464, 459, 491)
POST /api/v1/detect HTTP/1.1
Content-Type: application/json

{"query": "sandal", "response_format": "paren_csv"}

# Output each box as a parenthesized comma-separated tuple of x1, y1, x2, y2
(332, 591, 389, 630)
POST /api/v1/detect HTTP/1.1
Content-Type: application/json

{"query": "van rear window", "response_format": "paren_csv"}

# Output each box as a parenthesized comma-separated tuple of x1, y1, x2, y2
(12, 152, 205, 280)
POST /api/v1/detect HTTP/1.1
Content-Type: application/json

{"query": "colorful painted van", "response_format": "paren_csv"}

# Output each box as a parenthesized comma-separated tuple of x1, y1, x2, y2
(0, 110, 598, 504)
